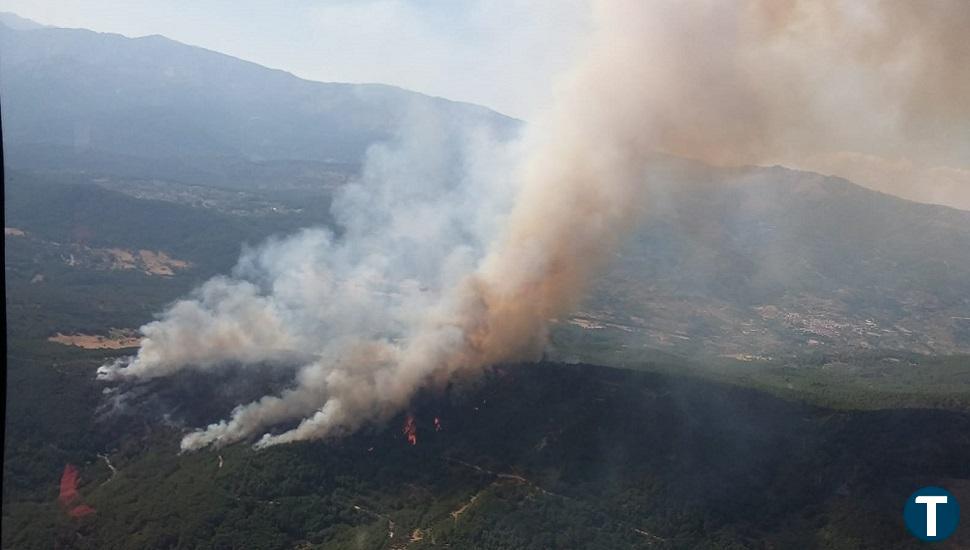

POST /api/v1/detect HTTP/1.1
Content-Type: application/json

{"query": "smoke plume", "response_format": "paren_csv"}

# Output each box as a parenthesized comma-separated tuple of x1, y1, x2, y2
(98, 0, 970, 450)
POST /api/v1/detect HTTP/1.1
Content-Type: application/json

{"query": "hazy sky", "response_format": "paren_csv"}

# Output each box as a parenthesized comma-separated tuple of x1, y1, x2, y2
(1, 0, 590, 119)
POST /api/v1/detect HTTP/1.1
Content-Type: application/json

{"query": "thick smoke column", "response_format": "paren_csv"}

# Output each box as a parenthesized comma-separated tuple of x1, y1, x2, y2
(624, 0, 970, 207)
(98, 0, 970, 450)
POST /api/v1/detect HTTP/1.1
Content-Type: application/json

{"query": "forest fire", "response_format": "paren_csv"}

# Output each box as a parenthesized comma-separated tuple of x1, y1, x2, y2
(403, 414, 417, 445)
(58, 464, 96, 518)
(59, 464, 81, 505)
(69, 504, 97, 518)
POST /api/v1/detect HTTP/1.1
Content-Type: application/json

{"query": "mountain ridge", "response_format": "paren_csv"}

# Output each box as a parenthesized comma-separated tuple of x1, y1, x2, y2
(0, 15, 519, 164)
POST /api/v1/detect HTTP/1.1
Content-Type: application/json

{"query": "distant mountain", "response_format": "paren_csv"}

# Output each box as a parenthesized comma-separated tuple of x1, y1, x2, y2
(0, 12, 46, 30)
(0, 17, 518, 170)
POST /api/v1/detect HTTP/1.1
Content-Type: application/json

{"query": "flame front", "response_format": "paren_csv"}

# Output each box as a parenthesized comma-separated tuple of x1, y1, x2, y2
(58, 464, 96, 518)
(403, 414, 417, 445)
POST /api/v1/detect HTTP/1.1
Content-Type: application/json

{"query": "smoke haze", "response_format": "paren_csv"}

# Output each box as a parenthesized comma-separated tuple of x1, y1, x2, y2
(98, 0, 970, 450)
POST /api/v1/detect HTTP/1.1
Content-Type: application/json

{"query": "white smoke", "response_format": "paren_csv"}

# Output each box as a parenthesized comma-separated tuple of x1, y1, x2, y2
(99, 0, 969, 450)
(98, 101, 527, 449)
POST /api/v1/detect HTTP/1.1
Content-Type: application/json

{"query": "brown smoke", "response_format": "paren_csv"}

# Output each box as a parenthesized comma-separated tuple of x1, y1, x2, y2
(643, 0, 970, 206)
(221, 0, 970, 447)
(103, 0, 970, 450)
(431, 0, 970, 383)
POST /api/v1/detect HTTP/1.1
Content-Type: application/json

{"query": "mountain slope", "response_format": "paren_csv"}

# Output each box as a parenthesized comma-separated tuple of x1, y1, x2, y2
(0, 12, 47, 30)
(4, 359, 970, 549)
(556, 160, 970, 359)
(0, 19, 517, 166)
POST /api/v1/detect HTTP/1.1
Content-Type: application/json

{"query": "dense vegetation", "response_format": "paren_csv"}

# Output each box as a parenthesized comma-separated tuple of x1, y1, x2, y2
(5, 339, 970, 550)
(552, 325, 970, 413)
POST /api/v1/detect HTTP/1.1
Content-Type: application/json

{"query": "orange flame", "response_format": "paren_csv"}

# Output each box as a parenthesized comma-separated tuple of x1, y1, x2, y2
(69, 504, 96, 518)
(58, 463, 96, 518)
(59, 464, 81, 505)
(403, 414, 417, 445)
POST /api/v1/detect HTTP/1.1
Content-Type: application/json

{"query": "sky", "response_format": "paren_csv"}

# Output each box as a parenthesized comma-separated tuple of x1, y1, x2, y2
(0, 0, 590, 119)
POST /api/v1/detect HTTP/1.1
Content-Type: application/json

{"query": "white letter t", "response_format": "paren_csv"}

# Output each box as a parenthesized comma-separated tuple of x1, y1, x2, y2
(915, 496, 948, 536)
